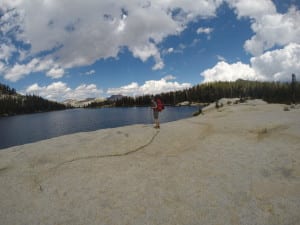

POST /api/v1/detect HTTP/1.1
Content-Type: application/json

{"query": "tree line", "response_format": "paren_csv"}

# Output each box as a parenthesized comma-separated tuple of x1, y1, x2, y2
(0, 83, 67, 116)
(0, 83, 17, 95)
(2, 77, 298, 115)
(86, 78, 299, 108)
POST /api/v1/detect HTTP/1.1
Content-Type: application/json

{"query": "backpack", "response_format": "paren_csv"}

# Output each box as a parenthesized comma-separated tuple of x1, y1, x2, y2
(156, 98, 165, 112)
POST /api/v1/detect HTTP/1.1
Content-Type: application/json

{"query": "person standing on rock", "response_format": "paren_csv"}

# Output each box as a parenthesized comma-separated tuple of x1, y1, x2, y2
(151, 96, 164, 129)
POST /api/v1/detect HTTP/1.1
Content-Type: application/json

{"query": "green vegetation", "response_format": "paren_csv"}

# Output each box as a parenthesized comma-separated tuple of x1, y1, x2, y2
(0, 83, 17, 95)
(0, 83, 67, 116)
(87, 79, 300, 108)
(2, 78, 299, 115)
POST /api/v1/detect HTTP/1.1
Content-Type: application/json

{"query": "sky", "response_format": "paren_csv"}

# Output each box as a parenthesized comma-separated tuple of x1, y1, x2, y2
(0, 0, 300, 102)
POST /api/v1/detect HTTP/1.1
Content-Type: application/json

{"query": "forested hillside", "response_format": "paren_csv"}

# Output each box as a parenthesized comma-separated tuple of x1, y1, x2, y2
(0, 83, 67, 116)
(87, 79, 300, 108)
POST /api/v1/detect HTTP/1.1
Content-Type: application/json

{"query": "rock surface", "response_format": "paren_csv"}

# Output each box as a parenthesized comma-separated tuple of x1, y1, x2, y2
(0, 100, 299, 225)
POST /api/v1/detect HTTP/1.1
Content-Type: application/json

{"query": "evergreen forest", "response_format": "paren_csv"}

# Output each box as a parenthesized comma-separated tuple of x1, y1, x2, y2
(87, 79, 300, 108)
(0, 83, 67, 116)
(1, 77, 299, 116)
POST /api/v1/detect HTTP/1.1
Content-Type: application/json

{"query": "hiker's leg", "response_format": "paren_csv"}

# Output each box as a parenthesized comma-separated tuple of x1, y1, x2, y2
(153, 111, 159, 128)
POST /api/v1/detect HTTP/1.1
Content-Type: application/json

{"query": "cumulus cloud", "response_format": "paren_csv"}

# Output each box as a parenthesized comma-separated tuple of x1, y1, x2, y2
(107, 76, 191, 96)
(227, 0, 300, 55)
(0, 0, 223, 81)
(4, 58, 59, 82)
(4, 58, 43, 82)
(46, 67, 64, 79)
(227, 0, 276, 19)
(130, 43, 164, 70)
(201, 43, 300, 82)
(71, 84, 103, 100)
(25, 82, 71, 101)
(206, 0, 300, 83)
(24, 82, 103, 102)
(2, 0, 298, 85)
(0, 61, 5, 73)
(163, 75, 176, 81)
(107, 82, 140, 96)
(201, 61, 259, 83)
(0, 43, 16, 63)
(251, 43, 300, 81)
(244, 7, 300, 55)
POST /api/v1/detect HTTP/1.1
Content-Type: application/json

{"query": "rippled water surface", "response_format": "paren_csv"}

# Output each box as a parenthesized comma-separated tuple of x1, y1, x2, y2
(0, 106, 199, 149)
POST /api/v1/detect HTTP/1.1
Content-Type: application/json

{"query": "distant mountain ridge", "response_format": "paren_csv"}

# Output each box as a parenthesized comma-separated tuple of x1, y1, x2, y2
(107, 95, 124, 102)
(63, 98, 105, 107)
(62, 95, 123, 107)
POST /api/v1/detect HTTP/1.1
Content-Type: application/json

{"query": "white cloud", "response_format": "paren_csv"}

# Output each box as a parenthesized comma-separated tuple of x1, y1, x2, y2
(226, 0, 276, 19)
(25, 82, 71, 101)
(152, 58, 165, 70)
(191, 38, 201, 46)
(130, 43, 164, 70)
(72, 84, 103, 100)
(179, 43, 186, 51)
(0, 61, 6, 73)
(107, 82, 140, 96)
(251, 43, 300, 81)
(0, 0, 223, 80)
(0, 5, 25, 39)
(163, 75, 176, 81)
(227, 0, 300, 55)
(216, 55, 226, 61)
(3, 0, 298, 85)
(4, 58, 41, 82)
(201, 43, 300, 82)
(245, 7, 300, 55)
(162, 46, 184, 55)
(24, 82, 103, 102)
(167, 48, 174, 53)
(0, 43, 16, 62)
(17, 49, 28, 62)
(197, 27, 213, 34)
(4, 58, 57, 82)
(46, 67, 64, 79)
(162, 47, 174, 55)
(107, 77, 191, 96)
(201, 61, 259, 83)
(85, 70, 96, 75)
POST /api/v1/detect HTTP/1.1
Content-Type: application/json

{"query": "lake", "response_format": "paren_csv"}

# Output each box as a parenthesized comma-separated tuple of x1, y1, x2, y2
(0, 106, 199, 149)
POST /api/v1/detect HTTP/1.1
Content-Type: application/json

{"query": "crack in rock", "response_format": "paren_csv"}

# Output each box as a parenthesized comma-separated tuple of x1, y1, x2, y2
(51, 130, 160, 171)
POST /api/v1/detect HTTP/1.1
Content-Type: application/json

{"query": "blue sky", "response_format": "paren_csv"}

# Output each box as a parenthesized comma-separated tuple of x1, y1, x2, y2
(0, 0, 299, 101)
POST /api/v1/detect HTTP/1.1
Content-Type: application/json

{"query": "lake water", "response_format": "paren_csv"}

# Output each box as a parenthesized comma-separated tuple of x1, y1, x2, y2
(0, 106, 199, 149)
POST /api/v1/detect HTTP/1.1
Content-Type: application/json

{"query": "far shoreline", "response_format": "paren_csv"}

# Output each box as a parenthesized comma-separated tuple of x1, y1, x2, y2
(0, 105, 199, 150)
